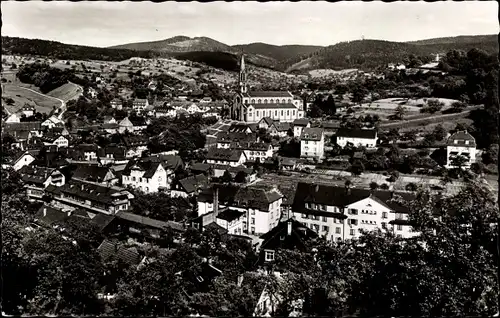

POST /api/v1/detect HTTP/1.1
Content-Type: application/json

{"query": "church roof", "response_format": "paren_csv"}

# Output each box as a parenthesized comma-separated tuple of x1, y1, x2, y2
(248, 103, 297, 110)
(246, 91, 293, 98)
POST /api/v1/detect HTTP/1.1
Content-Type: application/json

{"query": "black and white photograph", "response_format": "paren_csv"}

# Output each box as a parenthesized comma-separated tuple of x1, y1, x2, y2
(1, 1, 499, 316)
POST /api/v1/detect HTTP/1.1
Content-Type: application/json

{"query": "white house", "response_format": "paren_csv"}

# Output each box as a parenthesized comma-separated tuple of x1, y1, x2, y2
(197, 185, 283, 235)
(293, 118, 310, 138)
(291, 183, 419, 242)
(3, 150, 38, 171)
(445, 131, 477, 169)
(42, 135, 69, 148)
(118, 117, 148, 133)
(110, 98, 123, 110)
(205, 148, 247, 167)
(215, 208, 246, 235)
(5, 113, 21, 123)
(121, 157, 173, 193)
(335, 128, 378, 148)
(170, 174, 209, 198)
(300, 128, 325, 160)
(269, 122, 292, 138)
(132, 99, 149, 114)
(237, 142, 273, 162)
(42, 116, 65, 129)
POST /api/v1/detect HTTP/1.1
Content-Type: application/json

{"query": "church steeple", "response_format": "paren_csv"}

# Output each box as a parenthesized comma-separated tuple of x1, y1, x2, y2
(239, 54, 247, 94)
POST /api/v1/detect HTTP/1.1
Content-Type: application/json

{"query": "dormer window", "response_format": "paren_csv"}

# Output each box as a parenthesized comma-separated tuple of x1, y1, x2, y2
(265, 250, 275, 261)
(465, 140, 469, 145)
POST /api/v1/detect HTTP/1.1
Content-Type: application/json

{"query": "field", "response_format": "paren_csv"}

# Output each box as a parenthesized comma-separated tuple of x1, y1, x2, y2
(360, 97, 459, 112)
(2, 83, 61, 114)
(46, 82, 83, 102)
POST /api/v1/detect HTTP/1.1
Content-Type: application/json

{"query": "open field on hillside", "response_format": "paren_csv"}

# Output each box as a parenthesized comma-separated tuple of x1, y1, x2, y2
(360, 97, 459, 112)
(46, 82, 83, 102)
(2, 84, 61, 114)
(309, 68, 359, 78)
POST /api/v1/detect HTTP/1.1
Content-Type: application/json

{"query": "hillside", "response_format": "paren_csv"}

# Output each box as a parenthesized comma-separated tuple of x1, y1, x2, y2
(1, 36, 161, 62)
(109, 36, 233, 53)
(232, 43, 323, 63)
(285, 35, 498, 72)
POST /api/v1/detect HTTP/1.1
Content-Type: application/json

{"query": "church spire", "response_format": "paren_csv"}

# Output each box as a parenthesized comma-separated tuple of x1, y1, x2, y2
(239, 54, 247, 94)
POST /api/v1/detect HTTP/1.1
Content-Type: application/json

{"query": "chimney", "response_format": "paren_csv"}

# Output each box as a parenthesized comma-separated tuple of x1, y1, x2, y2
(43, 207, 47, 217)
(213, 186, 219, 217)
(287, 219, 292, 236)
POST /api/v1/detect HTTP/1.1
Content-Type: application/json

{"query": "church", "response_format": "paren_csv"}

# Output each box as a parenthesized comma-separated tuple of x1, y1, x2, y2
(230, 55, 305, 123)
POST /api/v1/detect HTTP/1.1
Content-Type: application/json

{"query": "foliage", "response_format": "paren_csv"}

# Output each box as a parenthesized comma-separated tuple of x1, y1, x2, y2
(130, 191, 194, 222)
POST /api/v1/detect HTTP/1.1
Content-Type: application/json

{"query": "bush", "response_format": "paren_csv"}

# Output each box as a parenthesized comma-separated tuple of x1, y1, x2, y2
(369, 182, 379, 190)
(380, 183, 390, 190)
(405, 183, 418, 191)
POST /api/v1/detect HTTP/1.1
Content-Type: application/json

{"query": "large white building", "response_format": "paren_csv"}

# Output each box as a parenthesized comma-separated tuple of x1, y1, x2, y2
(300, 127, 325, 160)
(197, 185, 283, 235)
(445, 131, 477, 169)
(121, 157, 174, 193)
(336, 128, 378, 148)
(291, 182, 419, 242)
(231, 55, 305, 123)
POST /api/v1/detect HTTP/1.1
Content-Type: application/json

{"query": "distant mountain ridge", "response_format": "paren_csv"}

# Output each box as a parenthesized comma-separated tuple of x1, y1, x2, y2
(109, 36, 233, 53)
(232, 42, 323, 63)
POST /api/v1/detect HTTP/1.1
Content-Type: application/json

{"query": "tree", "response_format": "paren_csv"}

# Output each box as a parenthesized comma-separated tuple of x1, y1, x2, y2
(450, 101, 466, 113)
(352, 86, 369, 105)
(405, 182, 418, 191)
(221, 170, 233, 183)
(380, 183, 389, 190)
(350, 160, 365, 176)
(431, 124, 447, 142)
(481, 144, 498, 165)
(394, 104, 406, 120)
(234, 171, 247, 183)
(369, 182, 379, 190)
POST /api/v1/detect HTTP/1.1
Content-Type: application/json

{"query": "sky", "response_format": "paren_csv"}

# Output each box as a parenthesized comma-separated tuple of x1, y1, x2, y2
(2, 1, 498, 48)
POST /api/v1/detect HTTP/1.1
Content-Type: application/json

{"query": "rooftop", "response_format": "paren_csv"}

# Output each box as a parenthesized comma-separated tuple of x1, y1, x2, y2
(336, 128, 377, 139)
(301, 128, 324, 141)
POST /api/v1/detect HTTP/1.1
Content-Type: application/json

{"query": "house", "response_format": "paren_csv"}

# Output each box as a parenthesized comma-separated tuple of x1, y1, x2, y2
(41, 134, 69, 148)
(258, 218, 318, 263)
(258, 117, 274, 130)
(191, 207, 246, 236)
(155, 105, 177, 118)
(19, 165, 66, 201)
(200, 97, 212, 104)
(445, 131, 476, 169)
(189, 162, 213, 176)
(42, 116, 65, 129)
(205, 148, 247, 167)
(211, 164, 257, 183)
(3, 149, 38, 171)
(300, 128, 325, 160)
(269, 122, 292, 138)
(321, 121, 340, 136)
(293, 119, 310, 138)
(132, 99, 149, 114)
(33, 205, 115, 233)
(237, 142, 274, 163)
(110, 98, 123, 110)
(3, 122, 43, 143)
(118, 117, 148, 133)
(170, 174, 209, 198)
(279, 157, 297, 171)
(122, 157, 174, 193)
(121, 135, 149, 158)
(5, 113, 21, 123)
(19, 104, 35, 117)
(77, 144, 100, 161)
(103, 116, 117, 124)
(291, 182, 419, 241)
(44, 179, 134, 215)
(97, 146, 128, 165)
(197, 184, 283, 235)
(335, 128, 378, 148)
(98, 239, 144, 267)
(228, 123, 254, 134)
(72, 164, 118, 185)
(202, 108, 221, 119)
(108, 211, 185, 239)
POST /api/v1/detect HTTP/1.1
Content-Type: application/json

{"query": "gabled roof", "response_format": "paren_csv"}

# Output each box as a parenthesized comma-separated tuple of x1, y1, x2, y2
(189, 162, 212, 173)
(300, 128, 324, 141)
(236, 142, 271, 151)
(97, 239, 142, 266)
(122, 157, 162, 178)
(45, 179, 130, 206)
(293, 118, 310, 127)
(19, 165, 57, 185)
(260, 219, 318, 251)
(206, 148, 245, 162)
(12, 150, 38, 165)
(228, 123, 252, 133)
(292, 182, 415, 216)
(148, 154, 184, 170)
(198, 185, 282, 211)
(34, 205, 68, 226)
(259, 117, 274, 126)
(336, 128, 377, 139)
(271, 122, 291, 132)
(447, 130, 476, 147)
(248, 103, 297, 110)
(72, 164, 115, 182)
(216, 208, 245, 223)
(77, 143, 99, 152)
(3, 122, 42, 132)
(121, 135, 149, 147)
(246, 91, 293, 98)
(177, 174, 209, 194)
(115, 211, 184, 232)
(321, 121, 340, 130)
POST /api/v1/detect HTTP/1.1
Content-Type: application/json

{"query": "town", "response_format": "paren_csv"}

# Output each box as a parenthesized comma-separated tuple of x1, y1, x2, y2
(2, 1, 499, 317)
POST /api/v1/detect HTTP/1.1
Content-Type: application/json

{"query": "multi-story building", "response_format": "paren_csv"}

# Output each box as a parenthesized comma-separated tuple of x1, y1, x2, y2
(132, 98, 149, 114)
(445, 131, 477, 169)
(20, 165, 66, 201)
(197, 184, 283, 235)
(236, 142, 274, 162)
(291, 182, 418, 242)
(231, 55, 305, 123)
(300, 128, 325, 160)
(2, 150, 38, 171)
(121, 157, 174, 193)
(110, 98, 123, 110)
(293, 118, 310, 138)
(205, 148, 247, 167)
(45, 179, 134, 215)
(335, 128, 378, 148)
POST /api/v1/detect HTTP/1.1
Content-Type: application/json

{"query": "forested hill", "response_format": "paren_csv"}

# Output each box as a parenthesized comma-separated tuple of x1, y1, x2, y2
(284, 35, 499, 72)
(232, 43, 323, 62)
(1, 36, 161, 61)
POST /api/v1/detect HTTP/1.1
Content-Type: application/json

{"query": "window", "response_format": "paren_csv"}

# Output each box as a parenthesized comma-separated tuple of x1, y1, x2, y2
(349, 209, 358, 215)
(293, 110, 296, 116)
(349, 219, 358, 226)
(251, 218, 255, 225)
(251, 227, 255, 234)
(281, 110, 283, 116)
(336, 227, 341, 234)
(322, 216, 327, 222)
(265, 251, 275, 261)
(251, 99, 255, 103)
(323, 226, 329, 232)
(350, 229, 355, 236)
(382, 222, 387, 229)
(313, 215, 320, 221)
(256, 111, 260, 117)
(305, 202, 310, 209)
(264, 99, 268, 103)
(337, 237, 342, 242)
(287, 110, 290, 116)
(275, 110, 277, 117)
(251, 210, 255, 215)
(282, 99, 285, 103)
(314, 224, 320, 232)
(397, 225, 403, 231)
(302, 213, 308, 218)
